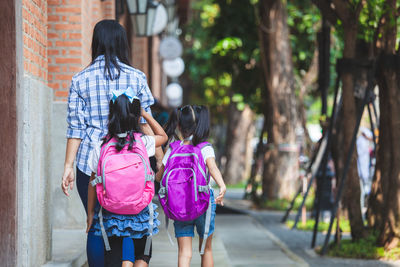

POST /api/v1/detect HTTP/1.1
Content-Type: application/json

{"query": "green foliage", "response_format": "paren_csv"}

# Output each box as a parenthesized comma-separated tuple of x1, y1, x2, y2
(321, 231, 400, 260)
(226, 180, 248, 189)
(287, 0, 321, 76)
(286, 218, 351, 233)
(326, 233, 385, 259)
(184, 0, 262, 118)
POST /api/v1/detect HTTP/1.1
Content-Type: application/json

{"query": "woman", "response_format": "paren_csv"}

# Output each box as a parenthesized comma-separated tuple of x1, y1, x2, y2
(61, 20, 155, 267)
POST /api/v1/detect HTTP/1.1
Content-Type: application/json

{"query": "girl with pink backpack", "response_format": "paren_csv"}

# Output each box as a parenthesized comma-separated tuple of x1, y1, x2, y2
(156, 105, 226, 267)
(86, 89, 168, 267)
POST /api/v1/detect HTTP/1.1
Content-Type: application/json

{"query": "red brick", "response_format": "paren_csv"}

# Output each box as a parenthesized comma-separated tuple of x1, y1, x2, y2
(48, 33, 59, 39)
(48, 15, 60, 22)
(68, 15, 81, 23)
(69, 66, 82, 72)
(48, 0, 61, 5)
(48, 82, 60, 89)
(54, 24, 81, 31)
(55, 57, 81, 64)
(55, 90, 69, 98)
(55, 7, 81, 13)
(48, 66, 60, 72)
(56, 41, 81, 47)
(62, 82, 68, 89)
(48, 49, 59, 55)
(69, 33, 81, 39)
(56, 74, 73, 80)
(69, 49, 80, 56)
(66, 0, 83, 5)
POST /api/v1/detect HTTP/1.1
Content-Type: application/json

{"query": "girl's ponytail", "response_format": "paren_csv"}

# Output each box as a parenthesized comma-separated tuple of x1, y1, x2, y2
(193, 105, 210, 146)
(164, 108, 180, 142)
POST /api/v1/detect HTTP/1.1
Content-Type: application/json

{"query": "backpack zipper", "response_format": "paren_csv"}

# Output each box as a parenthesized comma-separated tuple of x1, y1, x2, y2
(102, 151, 149, 193)
(165, 168, 198, 201)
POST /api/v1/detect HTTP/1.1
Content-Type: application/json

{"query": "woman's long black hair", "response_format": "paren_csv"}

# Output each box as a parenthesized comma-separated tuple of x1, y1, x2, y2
(102, 95, 142, 151)
(91, 20, 131, 80)
(164, 105, 210, 146)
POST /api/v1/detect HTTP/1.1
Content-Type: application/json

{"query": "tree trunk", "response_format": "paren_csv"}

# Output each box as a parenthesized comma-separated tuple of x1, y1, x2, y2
(258, 0, 299, 200)
(337, 24, 367, 240)
(368, 0, 400, 249)
(223, 103, 255, 185)
(313, 0, 367, 240)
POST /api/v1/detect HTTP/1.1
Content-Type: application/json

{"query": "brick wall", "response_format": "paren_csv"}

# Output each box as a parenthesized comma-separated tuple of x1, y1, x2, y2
(47, 0, 114, 101)
(22, 0, 47, 81)
(23, 0, 156, 102)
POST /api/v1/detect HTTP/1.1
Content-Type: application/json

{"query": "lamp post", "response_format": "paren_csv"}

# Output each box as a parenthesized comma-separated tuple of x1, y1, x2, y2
(126, 0, 159, 37)
(163, 0, 176, 22)
(126, 0, 148, 14)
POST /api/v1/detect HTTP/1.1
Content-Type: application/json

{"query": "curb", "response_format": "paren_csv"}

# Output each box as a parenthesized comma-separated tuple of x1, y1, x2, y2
(252, 217, 309, 266)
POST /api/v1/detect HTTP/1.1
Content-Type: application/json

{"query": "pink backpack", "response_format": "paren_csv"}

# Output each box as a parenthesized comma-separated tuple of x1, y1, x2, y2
(90, 133, 155, 253)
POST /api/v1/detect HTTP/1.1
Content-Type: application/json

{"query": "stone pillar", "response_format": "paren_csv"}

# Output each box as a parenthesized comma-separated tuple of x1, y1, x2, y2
(0, 0, 17, 266)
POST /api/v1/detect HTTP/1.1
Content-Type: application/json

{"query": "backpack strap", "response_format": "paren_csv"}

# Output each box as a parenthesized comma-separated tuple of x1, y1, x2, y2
(134, 134, 155, 180)
(200, 194, 213, 255)
(99, 207, 111, 251)
(197, 141, 211, 150)
(169, 140, 182, 151)
(90, 175, 102, 187)
(144, 202, 154, 255)
(165, 215, 175, 246)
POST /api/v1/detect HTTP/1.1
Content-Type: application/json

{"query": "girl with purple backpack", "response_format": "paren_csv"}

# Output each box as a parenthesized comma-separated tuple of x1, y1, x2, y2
(86, 91, 168, 267)
(156, 105, 226, 267)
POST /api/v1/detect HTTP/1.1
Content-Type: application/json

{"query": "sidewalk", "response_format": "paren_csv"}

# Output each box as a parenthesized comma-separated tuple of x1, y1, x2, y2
(152, 201, 307, 267)
(223, 188, 400, 267)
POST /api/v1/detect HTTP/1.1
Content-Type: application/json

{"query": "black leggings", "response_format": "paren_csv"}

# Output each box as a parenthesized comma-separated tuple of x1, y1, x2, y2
(105, 236, 152, 266)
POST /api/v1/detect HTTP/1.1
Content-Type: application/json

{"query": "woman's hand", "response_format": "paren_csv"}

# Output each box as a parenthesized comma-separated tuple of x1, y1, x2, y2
(62, 165, 75, 196)
(215, 185, 226, 206)
(86, 211, 94, 233)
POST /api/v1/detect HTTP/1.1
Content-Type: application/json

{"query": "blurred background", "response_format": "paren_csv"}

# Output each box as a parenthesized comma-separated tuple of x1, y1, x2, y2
(1, 0, 400, 266)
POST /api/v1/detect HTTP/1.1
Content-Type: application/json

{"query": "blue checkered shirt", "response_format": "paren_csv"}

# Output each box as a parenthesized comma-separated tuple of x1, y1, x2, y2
(66, 55, 154, 176)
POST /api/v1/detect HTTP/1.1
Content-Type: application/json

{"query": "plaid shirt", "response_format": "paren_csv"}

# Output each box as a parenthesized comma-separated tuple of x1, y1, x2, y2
(66, 55, 154, 176)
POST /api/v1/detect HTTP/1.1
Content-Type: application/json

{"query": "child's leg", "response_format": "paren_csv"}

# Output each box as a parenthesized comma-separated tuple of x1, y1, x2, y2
(87, 230, 105, 267)
(178, 236, 193, 267)
(199, 234, 214, 267)
(104, 237, 123, 267)
(122, 238, 135, 267)
(76, 168, 104, 267)
(132, 236, 152, 267)
(174, 220, 196, 267)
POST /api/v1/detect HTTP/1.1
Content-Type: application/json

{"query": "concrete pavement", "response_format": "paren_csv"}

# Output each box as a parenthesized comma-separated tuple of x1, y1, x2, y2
(152, 211, 307, 266)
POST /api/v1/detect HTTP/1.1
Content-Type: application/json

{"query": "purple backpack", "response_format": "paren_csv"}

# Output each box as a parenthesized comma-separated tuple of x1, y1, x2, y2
(158, 140, 212, 254)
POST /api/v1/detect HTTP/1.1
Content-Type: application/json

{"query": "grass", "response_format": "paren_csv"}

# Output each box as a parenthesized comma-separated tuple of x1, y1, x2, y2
(313, 232, 400, 260)
(286, 218, 351, 233)
(261, 190, 315, 211)
(226, 180, 248, 189)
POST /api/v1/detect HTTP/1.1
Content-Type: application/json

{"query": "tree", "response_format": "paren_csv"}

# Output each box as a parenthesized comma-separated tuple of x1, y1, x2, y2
(258, 0, 299, 200)
(184, 0, 262, 185)
(312, 0, 367, 240)
(368, 0, 400, 249)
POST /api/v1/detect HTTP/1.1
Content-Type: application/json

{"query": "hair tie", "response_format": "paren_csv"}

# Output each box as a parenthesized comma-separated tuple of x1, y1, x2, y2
(116, 132, 128, 138)
(111, 87, 139, 103)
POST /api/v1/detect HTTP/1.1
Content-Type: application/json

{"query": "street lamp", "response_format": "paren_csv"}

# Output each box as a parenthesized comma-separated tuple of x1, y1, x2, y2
(127, 0, 158, 36)
(126, 0, 148, 14)
(163, 0, 176, 22)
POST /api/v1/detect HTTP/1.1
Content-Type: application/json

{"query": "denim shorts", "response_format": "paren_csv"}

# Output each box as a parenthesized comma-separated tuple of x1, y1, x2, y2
(174, 190, 216, 238)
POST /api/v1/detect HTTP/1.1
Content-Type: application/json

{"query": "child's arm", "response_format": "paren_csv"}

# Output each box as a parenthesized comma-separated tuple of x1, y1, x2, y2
(141, 109, 168, 147)
(156, 164, 165, 182)
(206, 157, 227, 206)
(87, 172, 97, 233)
